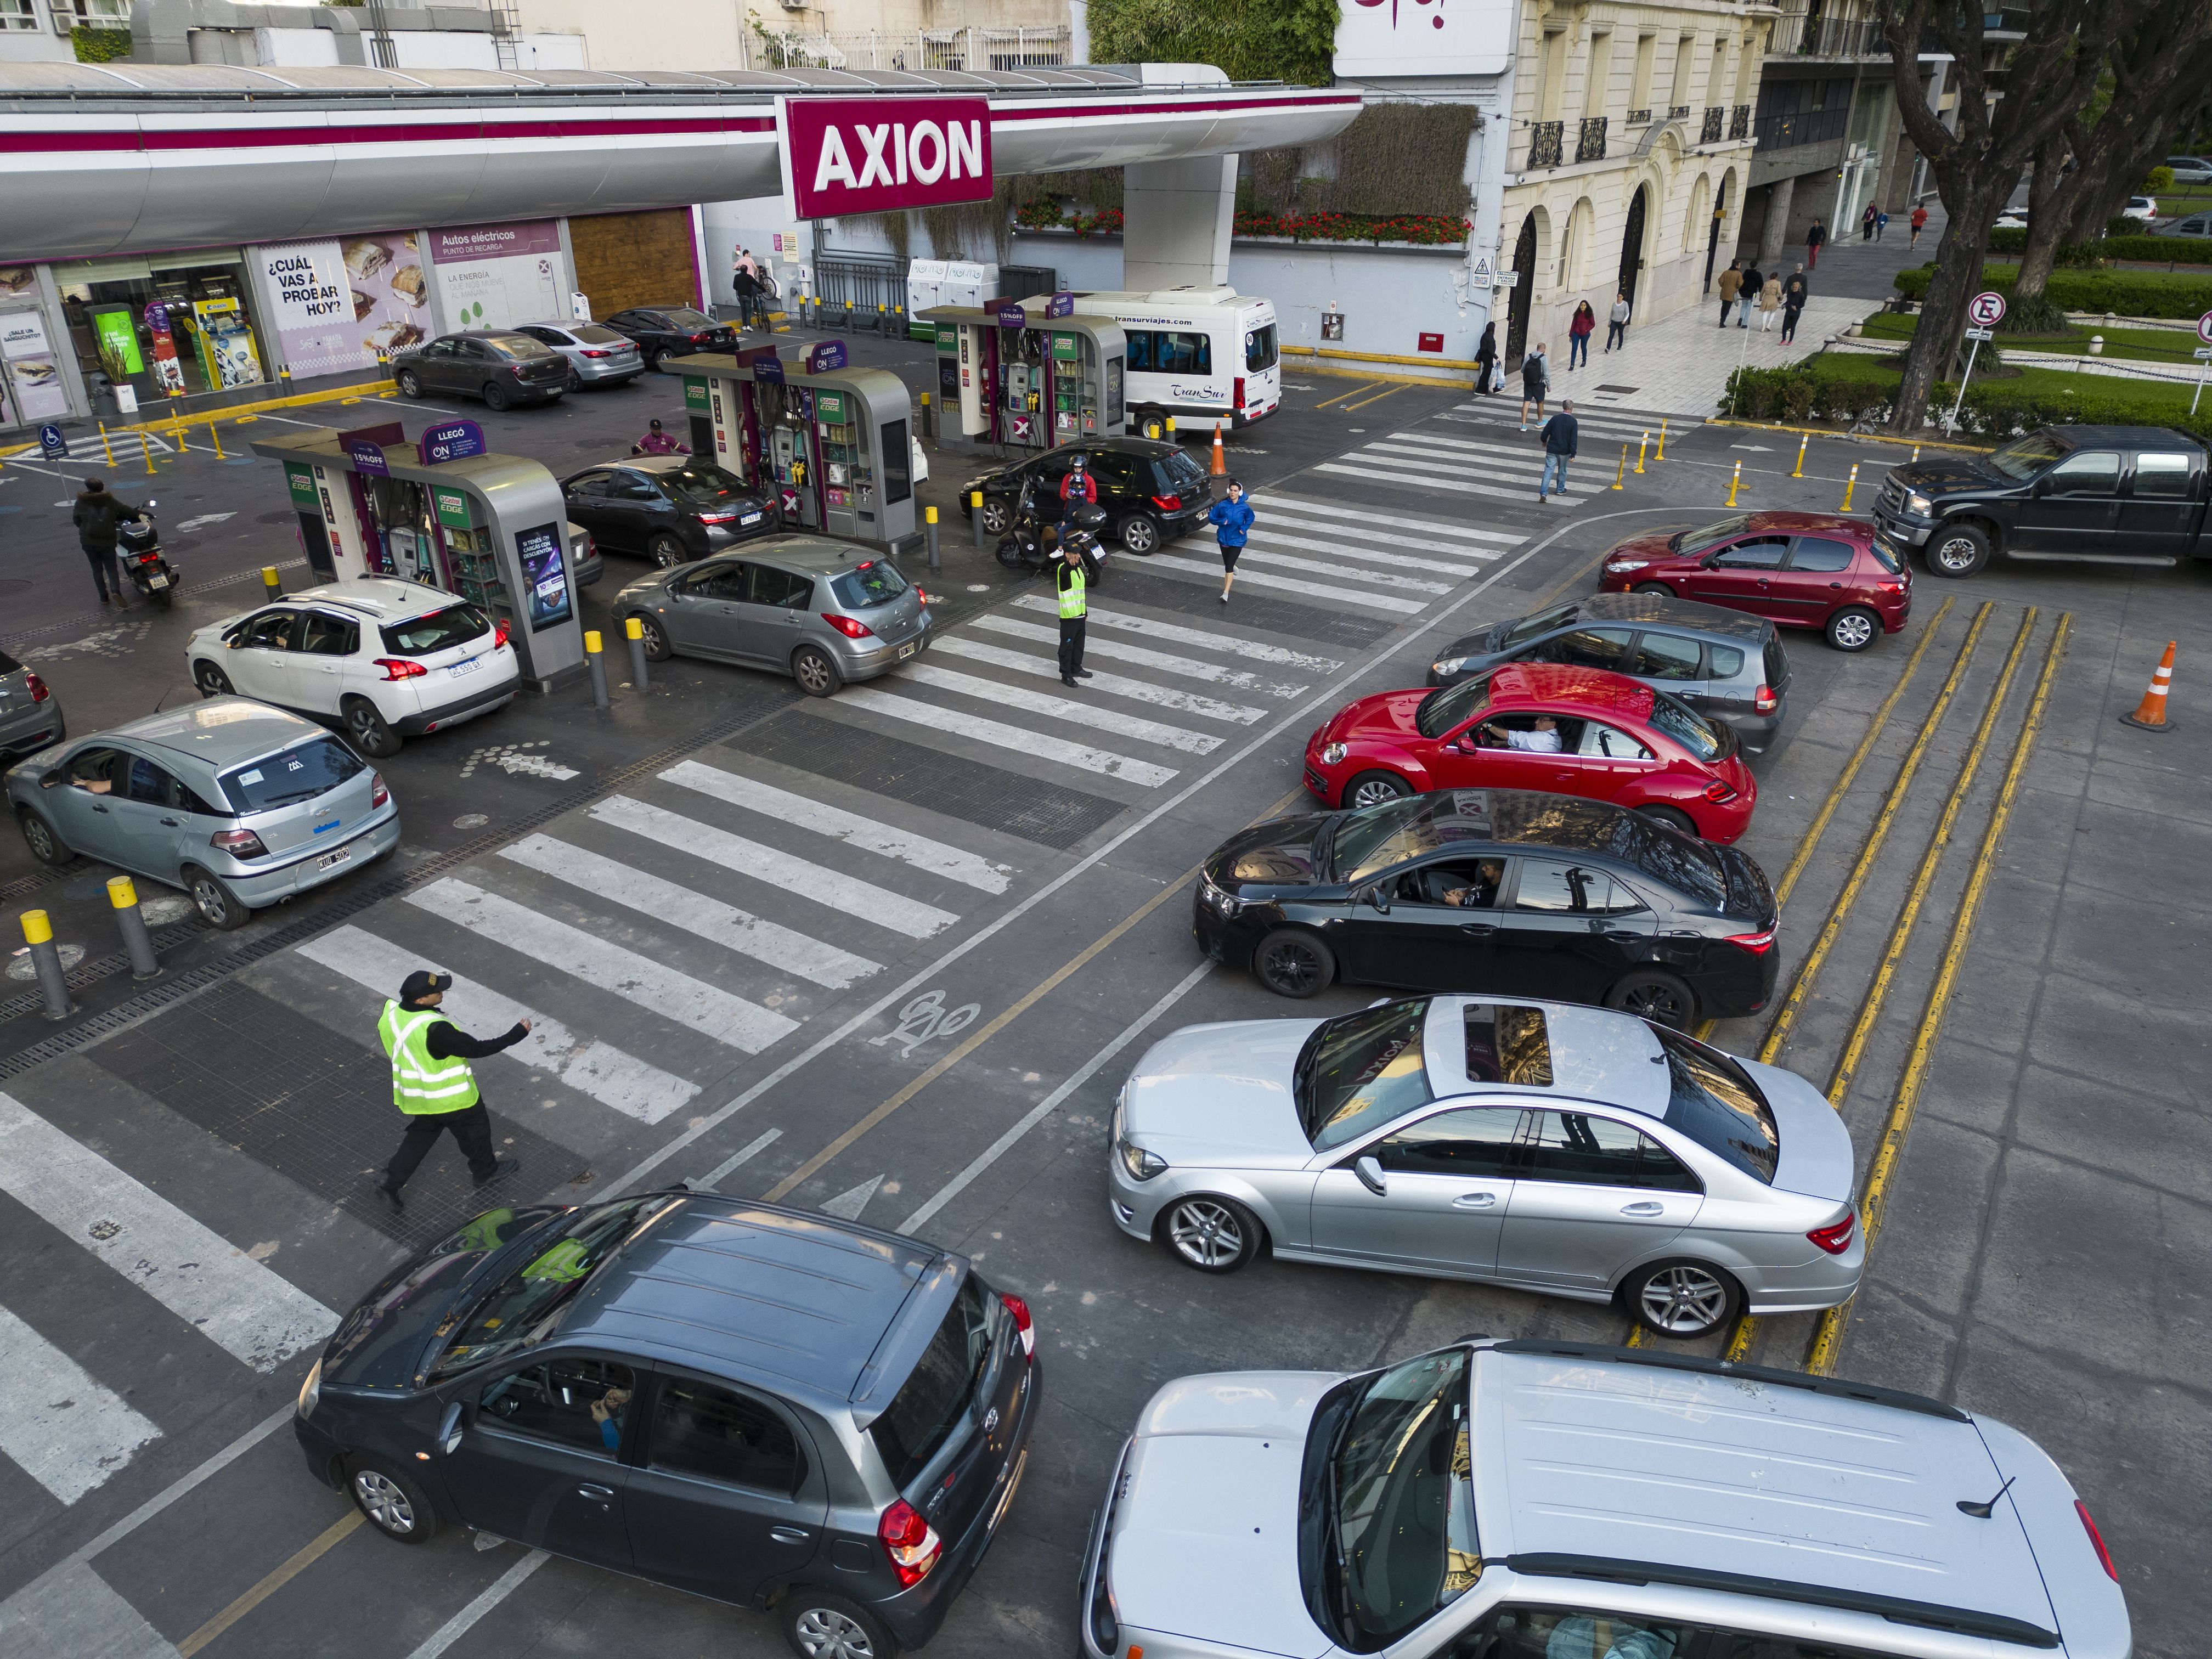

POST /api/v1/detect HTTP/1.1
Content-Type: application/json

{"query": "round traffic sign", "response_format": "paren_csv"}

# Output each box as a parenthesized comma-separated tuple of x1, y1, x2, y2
(2197, 309, 2212, 345)
(1967, 290, 2007, 329)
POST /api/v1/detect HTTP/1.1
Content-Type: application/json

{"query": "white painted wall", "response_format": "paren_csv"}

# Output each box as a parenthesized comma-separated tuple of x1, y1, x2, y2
(389, 31, 499, 69)
(252, 27, 340, 66)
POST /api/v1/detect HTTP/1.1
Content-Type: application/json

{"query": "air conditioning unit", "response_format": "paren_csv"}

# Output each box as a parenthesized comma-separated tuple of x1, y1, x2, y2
(777, 0, 808, 10)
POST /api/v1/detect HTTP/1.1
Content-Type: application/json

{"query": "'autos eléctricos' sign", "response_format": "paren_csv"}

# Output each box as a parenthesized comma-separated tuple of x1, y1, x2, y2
(777, 96, 993, 219)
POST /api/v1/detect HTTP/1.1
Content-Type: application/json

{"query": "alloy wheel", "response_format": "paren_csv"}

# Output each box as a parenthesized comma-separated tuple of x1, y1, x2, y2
(1120, 515, 1159, 555)
(1638, 1265, 1730, 1335)
(1615, 976, 1689, 1028)
(1935, 535, 1980, 573)
(20, 814, 61, 864)
(1829, 611, 1876, 650)
(791, 1608, 876, 1659)
(1167, 1199, 1245, 1269)
(1259, 936, 1325, 996)
(1349, 776, 1407, 809)
(194, 662, 232, 698)
(354, 1470, 417, 1536)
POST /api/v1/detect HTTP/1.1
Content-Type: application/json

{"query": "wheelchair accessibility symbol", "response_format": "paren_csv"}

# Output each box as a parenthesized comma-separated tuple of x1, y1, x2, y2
(869, 989, 980, 1060)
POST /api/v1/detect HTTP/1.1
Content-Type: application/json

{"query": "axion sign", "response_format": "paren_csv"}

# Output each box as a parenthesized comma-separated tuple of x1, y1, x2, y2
(777, 96, 993, 220)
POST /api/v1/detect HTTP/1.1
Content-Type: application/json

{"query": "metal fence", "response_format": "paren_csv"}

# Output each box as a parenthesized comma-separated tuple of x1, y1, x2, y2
(811, 251, 909, 335)
(748, 26, 1069, 71)
(1768, 4, 1888, 57)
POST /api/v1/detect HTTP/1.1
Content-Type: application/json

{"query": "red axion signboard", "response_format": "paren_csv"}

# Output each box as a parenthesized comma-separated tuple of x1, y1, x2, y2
(777, 96, 992, 219)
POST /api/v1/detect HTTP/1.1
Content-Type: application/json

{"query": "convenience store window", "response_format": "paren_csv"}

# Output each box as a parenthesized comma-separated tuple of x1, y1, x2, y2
(55, 254, 269, 403)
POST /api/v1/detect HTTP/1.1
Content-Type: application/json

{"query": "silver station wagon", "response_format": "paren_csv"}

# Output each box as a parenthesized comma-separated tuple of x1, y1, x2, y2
(7, 699, 399, 930)
(1107, 996, 1862, 1339)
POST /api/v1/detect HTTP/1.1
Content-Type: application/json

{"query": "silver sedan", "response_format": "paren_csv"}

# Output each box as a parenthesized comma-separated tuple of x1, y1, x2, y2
(1106, 995, 1863, 1339)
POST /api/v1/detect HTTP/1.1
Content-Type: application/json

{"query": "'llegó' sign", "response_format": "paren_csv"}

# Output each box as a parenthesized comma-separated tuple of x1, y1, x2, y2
(778, 96, 993, 219)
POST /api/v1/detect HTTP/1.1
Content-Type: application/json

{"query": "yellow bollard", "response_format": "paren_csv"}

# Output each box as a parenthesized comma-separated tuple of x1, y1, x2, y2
(109, 875, 137, 907)
(98, 422, 115, 466)
(1726, 459, 1742, 507)
(209, 421, 224, 460)
(1792, 432, 1808, 478)
(139, 430, 156, 475)
(262, 565, 282, 602)
(1165, 416, 1177, 437)
(177, 423, 189, 453)
(585, 629, 603, 653)
(1911, 444, 1921, 464)
(1655, 419, 1668, 462)
(1840, 461, 1860, 513)
(1613, 444, 1628, 490)
(21, 909, 52, 945)
(1634, 431, 1649, 474)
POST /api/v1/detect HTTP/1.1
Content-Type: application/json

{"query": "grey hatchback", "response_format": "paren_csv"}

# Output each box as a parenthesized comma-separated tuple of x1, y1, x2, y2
(0, 648, 64, 765)
(294, 1190, 1039, 1659)
(7, 699, 399, 930)
(616, 538, 933, 697)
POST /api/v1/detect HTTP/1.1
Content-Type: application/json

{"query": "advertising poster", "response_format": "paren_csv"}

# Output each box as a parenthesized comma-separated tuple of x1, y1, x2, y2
(340, 232, 430, 365)
(261, 240, 374, 377)
(1, 311, 71, 422)
(514, 521, 572, 632)
(193, 296, 265, 390)
(89, 306, 144, 379)
(144, 303, 187, 394)
(431, 222, 566, 335)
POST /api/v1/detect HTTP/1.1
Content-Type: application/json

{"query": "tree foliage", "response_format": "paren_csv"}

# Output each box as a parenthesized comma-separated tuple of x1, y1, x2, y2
(1088, 0, 1340, 87)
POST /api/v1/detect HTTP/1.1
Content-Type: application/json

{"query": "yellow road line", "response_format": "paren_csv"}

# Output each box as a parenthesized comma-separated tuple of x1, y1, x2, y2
(1313, 381, 1385, 410)
(177, 1510, 363, 1657)
(1807, 613, 2070, 1376)
(1344, 385, 1407, 411)
(1755, 602, 1994, 1068)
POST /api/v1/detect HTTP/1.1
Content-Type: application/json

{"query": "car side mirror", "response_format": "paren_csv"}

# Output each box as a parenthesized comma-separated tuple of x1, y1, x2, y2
(1364, 884, 1390, 914)
(38, 772, 61, 790)
(1353, 1155, 1387, 1197)
(437, 1400, 465, 1455)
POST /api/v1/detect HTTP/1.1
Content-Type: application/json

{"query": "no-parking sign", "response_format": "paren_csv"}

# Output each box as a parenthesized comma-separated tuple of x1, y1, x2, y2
(1967, 290, 2007, 329)
(2197, 309, 2212, 345)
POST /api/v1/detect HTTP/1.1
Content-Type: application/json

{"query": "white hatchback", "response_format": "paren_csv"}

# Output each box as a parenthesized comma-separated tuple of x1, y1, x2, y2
(187, 579, 518, 757)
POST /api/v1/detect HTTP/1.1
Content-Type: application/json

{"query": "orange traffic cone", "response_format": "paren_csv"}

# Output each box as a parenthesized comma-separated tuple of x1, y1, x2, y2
(2121, 641, 2177, 731)
(1210, 419, 1227, 476)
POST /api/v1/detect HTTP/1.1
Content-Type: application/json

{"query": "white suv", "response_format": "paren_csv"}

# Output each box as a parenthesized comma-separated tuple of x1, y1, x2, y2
(187, 579, 518, 757)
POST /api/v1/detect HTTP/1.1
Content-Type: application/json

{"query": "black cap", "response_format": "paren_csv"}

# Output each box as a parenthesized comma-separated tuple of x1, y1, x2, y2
(649, 418, 664, 430)
(400, 969, 450, 1003)
(84, 478, 105, 493)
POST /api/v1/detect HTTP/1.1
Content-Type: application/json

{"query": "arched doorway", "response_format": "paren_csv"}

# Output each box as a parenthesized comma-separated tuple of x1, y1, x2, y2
(1617, 184, 1649, 309)
(1507, 215, 1537, 365)
(1704, 173, 1733, 291)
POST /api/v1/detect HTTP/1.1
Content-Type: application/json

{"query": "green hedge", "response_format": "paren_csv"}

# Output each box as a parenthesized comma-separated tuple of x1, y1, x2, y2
(1892, 263, 2212, 317)
(2102, 234, 2212, 266)
(1984, 229, 2101, 266)
(1720, 354, 2212, 442)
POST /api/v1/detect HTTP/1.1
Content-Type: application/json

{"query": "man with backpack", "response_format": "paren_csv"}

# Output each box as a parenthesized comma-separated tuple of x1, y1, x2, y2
(1538, 399, 1578, 504)
(1519, 343, 1550, 430)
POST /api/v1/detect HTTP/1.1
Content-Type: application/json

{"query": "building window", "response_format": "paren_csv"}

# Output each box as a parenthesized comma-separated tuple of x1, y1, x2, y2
(0, 0, 41, 32)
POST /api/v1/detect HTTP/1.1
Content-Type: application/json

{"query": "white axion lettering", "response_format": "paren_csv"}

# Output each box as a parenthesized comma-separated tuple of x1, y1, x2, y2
(894, 123, 909, 185)
(908, 120, 946, 184)
(948, 119, 983, 181)
(856, 123, 896, 189)
(812, 125, 858, 193)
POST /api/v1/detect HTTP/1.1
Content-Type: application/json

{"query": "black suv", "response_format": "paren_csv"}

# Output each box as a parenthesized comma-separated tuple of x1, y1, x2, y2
(957, 438, 1211, 556)
(603, 306, 740, 370)
(391, 330, 569, 410)
(295, 1191, 1039, 1658)
(560, 456, 773, 567)
(1426, 592, 1792, 753)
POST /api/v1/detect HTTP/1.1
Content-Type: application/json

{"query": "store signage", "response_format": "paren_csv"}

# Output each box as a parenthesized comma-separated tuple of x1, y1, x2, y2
(432, 486, 475, 531)
(683, 376, 710, 413)
(419, 418, 487, 465)
(1335, 0, 1513, 78)
(337, 421, 404, 478)
(431, 221, 566, 335)
(283, 462, 320, 508)
(515, 521, 573, 632)
(1418, 332, 1445, 353)
(936, 325, 958, 349)
(143, 303, 186, 394)
(807, 340, 848, 374)
(39, 424, 66, 460)
(260, 241, 361, 379)
(754, 356, 786, 383)
(1052, 334, 1080, 360)
(816, 388, 848, 424)
(87, 307, 144, 380)
(1046, 291, 1075, 319)
(777, 95, 992, 219)
(996, 302, 1026, 329)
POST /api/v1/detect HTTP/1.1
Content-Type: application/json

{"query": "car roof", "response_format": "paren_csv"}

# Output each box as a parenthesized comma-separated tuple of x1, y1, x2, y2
(1476, 1342, 2059, 1647)
(554, 1195, 953, 1408)
(1529, 592, 1773, 642)
(105, 696, 327, 769)
(2050, 424, 2199, 450)
(274, 578, 463, 621)
(1729, 510, 1868, 538)
(719, 535, 893, 572)
(1425, 995, 1668, 1111)
(1486, 662, 1656, 718)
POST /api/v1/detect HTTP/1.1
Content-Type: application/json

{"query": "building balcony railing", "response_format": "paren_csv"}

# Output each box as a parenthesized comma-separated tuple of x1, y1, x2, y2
(1753, 105, 1852, 151)
(1729, 104, 1751, 140)
(1768, 4, 1888, 57)
(1669, 103, 1691, 120)
(1576, 115, 1609, 162)
(1626, 107, 1652, 125)
(1700, 105, 1725, 144)
(1529, 120, 1564, 169)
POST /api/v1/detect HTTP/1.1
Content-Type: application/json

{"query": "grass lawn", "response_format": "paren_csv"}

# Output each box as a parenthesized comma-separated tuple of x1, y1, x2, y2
(1808, 351, 2209, 413)
(1858, 311, 2209, 365)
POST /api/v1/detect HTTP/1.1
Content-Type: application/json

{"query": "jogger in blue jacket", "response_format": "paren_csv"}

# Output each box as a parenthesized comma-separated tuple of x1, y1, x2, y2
(1208, 482, 1254, 604)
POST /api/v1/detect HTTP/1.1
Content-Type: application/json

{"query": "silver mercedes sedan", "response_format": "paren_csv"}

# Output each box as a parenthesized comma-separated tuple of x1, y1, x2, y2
(1105, 995, 1862, 1339)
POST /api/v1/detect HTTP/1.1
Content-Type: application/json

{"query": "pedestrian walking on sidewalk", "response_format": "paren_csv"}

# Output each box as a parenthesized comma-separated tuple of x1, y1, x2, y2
(1209, 479, 1253, 604)
(1567, 302, 1595, 370)
(1055, 539, 1097, 685)
(1736, 263, 1761, 328)
(1538, 399, 1578, 504)
(373, 970, 523, 1212)
(1910, 204, 1928, 248)
(1605, 291, 1632, 352)
(71, 478, 140, 608)
(1782, 264, 1809, 311)
(1875, 208, 1889, 242)
(1519, 344, 1550, 429)
(1473, 320, 1498, 394)
(1860, 202, 1878, 242)
(1807, 218, 1826, 269)
(1718, 261, 1743, 327)
(1757, 273, 1784, 333)
(732, 263, 761, 331)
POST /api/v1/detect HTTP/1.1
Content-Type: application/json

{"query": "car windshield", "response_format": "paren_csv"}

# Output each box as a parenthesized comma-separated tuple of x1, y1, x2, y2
(1667, 515, 1748, 553)
(426, 1197, 675, 1383)
(218, 735, 363, 813)
(1414, 675, 1492, 740)
(1299, 1347, 1478, 1654)
(1646, 691, 1725, 761)
(381, 603, 492, 657)
(568, 324, 627, 345)
(1986, 432, 2066, 479)
(1497, 603, 1578, 649)
(1294, 1000, 1434, 1152)
(1331, 791, 1496, 884)
(832, 560, 909, 609)
(663, 308, 717, 331)
(869, 1274, 998, 1489)
(659, 464, 750, 507)
(486, 333, 556, 359)
(1155, 449, 1209, 492)
(1655, 1026, 1778, 1182)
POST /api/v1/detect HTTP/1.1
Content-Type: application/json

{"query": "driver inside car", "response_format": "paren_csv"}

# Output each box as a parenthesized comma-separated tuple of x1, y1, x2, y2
(1479, 714, 1564, 752)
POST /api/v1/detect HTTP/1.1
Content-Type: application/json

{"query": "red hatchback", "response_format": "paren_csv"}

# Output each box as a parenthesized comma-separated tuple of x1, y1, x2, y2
(1303, 662, 1758, 841)
(1598, 511, 1910, 652)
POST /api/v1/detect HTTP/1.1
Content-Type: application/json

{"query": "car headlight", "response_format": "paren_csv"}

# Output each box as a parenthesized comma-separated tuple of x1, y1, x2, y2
(1199, 876, 1244, 918)
(1320, 742, 1348, 766)
(1905, 492, 1933, 514)
(297, 1356, 322, 1420)
(1431, 656, 1466, 677)
(1606, 558, 1649, 573)
(1118, 1137, 1169, 1182)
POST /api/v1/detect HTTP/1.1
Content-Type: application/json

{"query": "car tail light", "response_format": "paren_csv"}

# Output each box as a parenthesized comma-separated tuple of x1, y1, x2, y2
(1753, 683, 1778, 714)
(375, 657, 428, 681)
(1807, 1212, 1855, 1255)
(370, 772, 390, 809)
(1001, 1292, 1035, 1357)
(1725, 928, 1776, 954)
(878, 1498, 943, 1588)
(1702, 778, 1740, 804)
(690, 332, 712, 344)
(1151, 494, 1181, 512)
(1874, 579, 1906, 593)
(698, 511, 739, 524)
(2076, 1500, 2119, 1581)
(510, 364, 528, 378)
(1233, 376, 1246, 410)
(211, 827, 269, 859)
(494, 617, 512, 649)
(23, 672, 50, 704)
(580, 348, 611, 358)
(821, 613, 876, 640)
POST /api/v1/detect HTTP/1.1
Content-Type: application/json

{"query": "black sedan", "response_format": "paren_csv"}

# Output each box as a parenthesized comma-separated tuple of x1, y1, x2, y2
(560, 457, 772, 567)
(956, 437, 1211, 556)
(391, 330, 569, 410)
(1193, 788, 1780, 1027)
(1426, 592, 1792, 754)
(602, 305, 738, 370)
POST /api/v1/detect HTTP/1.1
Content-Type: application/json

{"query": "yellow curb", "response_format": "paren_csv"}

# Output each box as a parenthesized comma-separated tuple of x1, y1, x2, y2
(1707, 416, 1991, 453)
(1285, 343, 1485, 374)
(1286, 358, 1474, 390)
(0, 376, 398, 458)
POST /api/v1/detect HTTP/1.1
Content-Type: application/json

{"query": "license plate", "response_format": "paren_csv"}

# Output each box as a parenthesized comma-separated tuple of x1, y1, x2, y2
(449, 656, 482, 678)
(897, 640, 917, 660)
(316, 845, 352, 872)
(741, 512, 764, 526)
(146, 574, 168, 589)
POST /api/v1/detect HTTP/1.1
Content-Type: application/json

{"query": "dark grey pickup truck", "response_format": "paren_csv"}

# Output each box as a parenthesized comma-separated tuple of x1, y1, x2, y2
(1873, 424, 2209, 577)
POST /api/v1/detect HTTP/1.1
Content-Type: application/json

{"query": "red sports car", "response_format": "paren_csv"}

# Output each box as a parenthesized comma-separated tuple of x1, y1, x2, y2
(1303, 662, 1757, 842)
(1597, 510, 1910, 652)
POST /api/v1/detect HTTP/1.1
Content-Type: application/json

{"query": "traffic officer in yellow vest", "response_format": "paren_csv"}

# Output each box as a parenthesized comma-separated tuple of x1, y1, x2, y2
(374, 969, 528, 1212)
(1056, 537, 1097, 687)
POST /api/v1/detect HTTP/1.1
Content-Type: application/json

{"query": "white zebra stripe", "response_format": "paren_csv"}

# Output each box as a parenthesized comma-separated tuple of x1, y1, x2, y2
(1144, 553, 1426, 614)
(837, 685, 1180, 787)
(975, 612, 1310, 698)
(1249, 490, 1526, 546)
(1252, 507, 1510, 562)
(1216, 543, 1453, 594)
(1357, 443, 1596, 493)
(0, 1303, 162, 1505)
(898, 662, 1226, 754)
(1009, 595, 1344, 670)
(1313, 462, 1587, 503)
(1207, 526, 1493, 577)
(933, 635, 1268, 724)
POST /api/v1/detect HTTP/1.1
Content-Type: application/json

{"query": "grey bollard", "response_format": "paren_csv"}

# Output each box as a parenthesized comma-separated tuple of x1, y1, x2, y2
(585, 629, 611, 709)
(970, 490, 990, 552)
(20, 910, 75, 1020)
(108, 877, 160, 980)
(625, 616, 651, 692)
(926, 505, 941, 574)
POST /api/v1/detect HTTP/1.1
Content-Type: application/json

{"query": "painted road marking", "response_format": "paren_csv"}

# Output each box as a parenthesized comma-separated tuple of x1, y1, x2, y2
(898, 662, 1227, 754)
(501, 832, 882, 989)
(1147, 552, 1426, 614)
(1380, 428, 1606, 466)
(411, 879, 800, 1054)
(1361, 440, 1597, 493)
(659, 760, 1014, 894)
(1207, 526, 1493, 577)
(837, 685, 1180, 787)
(1313, 460, 1588, 504)
(0, 1092, 338, 1374)
(297, 926, 702, 1125)
(0, 1560, 173, 1659)
(933, 635, 1268, 724)
(589, 795, 960, 940)
(1009, 596, 1342, 671)
(1255, 509, 1503, 563)
(1220, 542, 1455, 594)
(1252, 490, 1526, 546)
(696, 1127, 782, 1190)
(975, 612, 1309, 697)
(0, 1302, 162, 1505)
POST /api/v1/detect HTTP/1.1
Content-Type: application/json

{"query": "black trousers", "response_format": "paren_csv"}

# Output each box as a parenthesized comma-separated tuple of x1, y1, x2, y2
(1719, 299, 1736, 326)
(82, 545, 121, 601)
(382, 1101, 497, 1189)
(1058, 614, 1086, 679)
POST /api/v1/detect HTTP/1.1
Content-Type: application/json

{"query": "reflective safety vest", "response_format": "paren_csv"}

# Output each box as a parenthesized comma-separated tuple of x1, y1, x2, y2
(523, 1238, 591, 1282)
(1058, 563, 1087, 619)
(379, 1000, 481, 1115)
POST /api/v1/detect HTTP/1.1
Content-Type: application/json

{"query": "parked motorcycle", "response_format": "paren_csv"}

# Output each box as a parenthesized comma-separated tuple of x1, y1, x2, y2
(116, 505, 178, 611)
(997, 490, 1108, 575)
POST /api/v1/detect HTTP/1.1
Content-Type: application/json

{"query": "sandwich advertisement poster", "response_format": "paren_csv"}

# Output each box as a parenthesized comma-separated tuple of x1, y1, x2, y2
(259, 233, 427, 378)
(430, 221, 565, 335)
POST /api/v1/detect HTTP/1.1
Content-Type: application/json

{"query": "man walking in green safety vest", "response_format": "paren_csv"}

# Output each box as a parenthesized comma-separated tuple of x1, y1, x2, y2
(1056, 539, 1096, 687)
(374, 969, 528, 1212)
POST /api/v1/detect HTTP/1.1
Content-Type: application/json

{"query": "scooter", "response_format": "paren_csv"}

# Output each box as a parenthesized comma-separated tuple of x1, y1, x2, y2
(997, 491, 1108, 575)
(116, 507, 178, 611)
